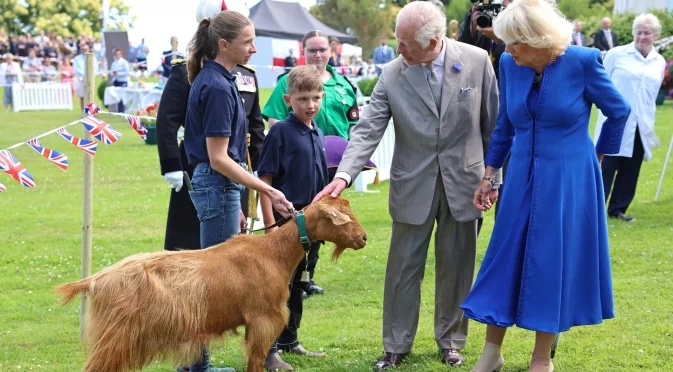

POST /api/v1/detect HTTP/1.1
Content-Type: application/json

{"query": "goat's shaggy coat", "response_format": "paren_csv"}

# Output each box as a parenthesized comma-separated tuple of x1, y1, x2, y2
(56, 197, 366, 372)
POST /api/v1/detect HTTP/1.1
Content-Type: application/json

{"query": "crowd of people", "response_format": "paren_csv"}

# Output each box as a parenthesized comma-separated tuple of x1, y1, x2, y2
(0, 28, 153, 111)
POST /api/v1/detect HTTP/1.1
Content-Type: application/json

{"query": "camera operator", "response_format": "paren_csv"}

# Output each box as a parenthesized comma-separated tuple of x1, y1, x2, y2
(459, 0, 511, 222)
(458, 0, 511, 80)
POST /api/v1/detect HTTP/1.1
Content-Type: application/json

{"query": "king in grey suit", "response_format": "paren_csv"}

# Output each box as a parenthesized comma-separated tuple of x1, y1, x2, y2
(313, 2, 500, 370)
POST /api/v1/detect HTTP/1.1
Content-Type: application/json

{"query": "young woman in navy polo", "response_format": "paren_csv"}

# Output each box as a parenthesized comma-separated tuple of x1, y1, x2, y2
(182, 11, 294, 372)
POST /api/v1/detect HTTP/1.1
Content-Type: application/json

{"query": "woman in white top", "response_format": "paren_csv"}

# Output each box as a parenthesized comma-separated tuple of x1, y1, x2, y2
(109, 48, 131, 113)
(0, 53, 24, 111)
(594, 13, 666, 222)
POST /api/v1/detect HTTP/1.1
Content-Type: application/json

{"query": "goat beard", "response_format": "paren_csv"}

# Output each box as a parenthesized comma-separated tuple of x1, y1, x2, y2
(331, 244, 346, 262)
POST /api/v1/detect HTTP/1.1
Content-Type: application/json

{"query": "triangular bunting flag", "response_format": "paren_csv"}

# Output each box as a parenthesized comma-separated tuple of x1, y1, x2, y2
(126, 115, 148, 140)
(26, 138, 69, 171)
(56, 127, 98, 156)
(84, 102, 101, 116)
(81, 116, 122, 144)
(0, 181, 6, 192)
(0, 149, 36, 188)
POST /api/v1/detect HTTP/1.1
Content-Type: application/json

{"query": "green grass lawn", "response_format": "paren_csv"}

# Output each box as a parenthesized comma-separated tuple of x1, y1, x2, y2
(0, 90, 672, 371)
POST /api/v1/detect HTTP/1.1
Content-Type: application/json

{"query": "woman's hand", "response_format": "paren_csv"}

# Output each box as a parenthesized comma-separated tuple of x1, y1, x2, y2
(239, 209, 248, 234)
(267, 188, 295, 218)
(474, 179, 498, 211)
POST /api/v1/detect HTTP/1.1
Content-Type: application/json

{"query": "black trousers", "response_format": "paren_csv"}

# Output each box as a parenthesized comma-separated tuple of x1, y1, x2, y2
(602, 126, 645, 217)
(269, 241, 321, 353)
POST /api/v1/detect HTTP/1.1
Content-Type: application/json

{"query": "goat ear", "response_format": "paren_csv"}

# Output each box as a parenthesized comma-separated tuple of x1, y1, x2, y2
(324, 208, 352, 226)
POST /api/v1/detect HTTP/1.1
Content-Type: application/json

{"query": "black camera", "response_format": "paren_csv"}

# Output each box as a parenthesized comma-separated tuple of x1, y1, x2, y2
(470, 0, 503, 28)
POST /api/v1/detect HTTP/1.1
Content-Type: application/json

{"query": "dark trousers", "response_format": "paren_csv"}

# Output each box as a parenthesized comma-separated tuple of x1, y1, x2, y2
(269, 241, 321, 353)
(112, 80, 127, 113)
(602, 126, 645, 217)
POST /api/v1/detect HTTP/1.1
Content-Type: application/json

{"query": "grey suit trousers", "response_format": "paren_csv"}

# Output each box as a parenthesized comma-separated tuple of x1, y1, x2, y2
(382, 174, 477, 353)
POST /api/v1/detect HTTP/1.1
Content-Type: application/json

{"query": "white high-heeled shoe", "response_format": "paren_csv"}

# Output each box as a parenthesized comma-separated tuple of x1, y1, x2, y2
(471, 354, 505, 372)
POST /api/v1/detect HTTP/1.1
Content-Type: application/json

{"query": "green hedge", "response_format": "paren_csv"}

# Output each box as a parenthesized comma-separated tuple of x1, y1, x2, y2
(357, 77, 379, 97)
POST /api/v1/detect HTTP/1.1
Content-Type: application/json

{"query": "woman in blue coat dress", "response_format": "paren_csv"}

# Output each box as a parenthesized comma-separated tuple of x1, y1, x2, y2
(460, 0, 631, 371)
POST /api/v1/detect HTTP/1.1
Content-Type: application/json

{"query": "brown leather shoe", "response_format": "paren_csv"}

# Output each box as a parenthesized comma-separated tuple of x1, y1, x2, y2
(373, 352, 409, 370)
(441, 348, 464, 366)
(264, 351, 294, 371)
(284, 343, 325, 358)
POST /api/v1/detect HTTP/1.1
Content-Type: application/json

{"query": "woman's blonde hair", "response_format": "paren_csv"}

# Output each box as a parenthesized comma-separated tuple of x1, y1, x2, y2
(493, 0, 573, 55)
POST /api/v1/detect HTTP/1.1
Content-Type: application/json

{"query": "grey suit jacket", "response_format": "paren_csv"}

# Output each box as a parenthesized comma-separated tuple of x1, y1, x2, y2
(337, 38, 499, 225)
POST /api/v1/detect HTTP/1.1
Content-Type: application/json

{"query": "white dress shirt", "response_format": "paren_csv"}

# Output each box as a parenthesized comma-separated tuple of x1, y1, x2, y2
(603, 29, 614, 49)
(336, 40, 447, 186)
(594, 42, 666, 161)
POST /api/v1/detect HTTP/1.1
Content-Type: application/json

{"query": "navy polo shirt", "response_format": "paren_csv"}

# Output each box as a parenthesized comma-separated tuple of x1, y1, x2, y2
(257, 113, 329, 210)
(184, 59, 247, 165)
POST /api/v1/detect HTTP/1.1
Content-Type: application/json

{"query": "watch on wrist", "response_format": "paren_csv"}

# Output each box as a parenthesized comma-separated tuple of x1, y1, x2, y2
(483, 175, 500, 190)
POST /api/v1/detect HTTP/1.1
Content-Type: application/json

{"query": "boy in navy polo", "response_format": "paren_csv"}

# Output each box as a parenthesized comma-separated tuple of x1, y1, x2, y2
(258, 66, 328, 370)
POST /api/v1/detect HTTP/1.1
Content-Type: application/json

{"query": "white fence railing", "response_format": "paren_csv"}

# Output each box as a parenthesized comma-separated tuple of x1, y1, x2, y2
(11, 82, 73, 112)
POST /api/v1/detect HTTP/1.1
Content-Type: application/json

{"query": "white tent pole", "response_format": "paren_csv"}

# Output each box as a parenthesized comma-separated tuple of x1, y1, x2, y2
(655, 133, 673, 202)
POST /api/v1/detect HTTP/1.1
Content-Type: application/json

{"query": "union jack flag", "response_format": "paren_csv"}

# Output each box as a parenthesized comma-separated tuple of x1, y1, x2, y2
(84, 102, 101, 116)
(0, 181, 6, 192)
(26, 138, 69, 171)
(81, 116, 122, 144)
(57, 127, 98, 156)
(126, 115, 148, 140)
(0, 149, 36, 188)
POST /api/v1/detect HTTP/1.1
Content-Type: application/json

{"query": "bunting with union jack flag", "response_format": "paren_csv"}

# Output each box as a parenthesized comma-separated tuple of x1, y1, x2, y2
(0, 181, 6, 192)
(26, 138, 69, 171)
(56, 127, 98, 156)
(81, 116, 122, 144)
(0, 149, 36, 188)
(84, 102, 101, 116)
(126, 115, 148, 140)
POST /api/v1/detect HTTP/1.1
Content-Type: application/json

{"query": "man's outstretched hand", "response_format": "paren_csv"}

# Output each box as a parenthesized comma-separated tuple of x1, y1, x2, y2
(312, 178, 348, 203)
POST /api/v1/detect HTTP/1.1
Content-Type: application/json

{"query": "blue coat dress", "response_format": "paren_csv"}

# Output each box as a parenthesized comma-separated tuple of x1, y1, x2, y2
(460, 46, 631, 334)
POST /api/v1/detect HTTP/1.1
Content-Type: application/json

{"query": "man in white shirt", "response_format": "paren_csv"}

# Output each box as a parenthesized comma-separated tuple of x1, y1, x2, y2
(572, 19, 587, 47)
(109, 48, 131, 113)
(593, 17, 619, 51)
(72, 42, 99, 112)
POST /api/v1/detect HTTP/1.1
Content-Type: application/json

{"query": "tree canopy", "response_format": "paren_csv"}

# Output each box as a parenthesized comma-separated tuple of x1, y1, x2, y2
(0, 0, 133, 37)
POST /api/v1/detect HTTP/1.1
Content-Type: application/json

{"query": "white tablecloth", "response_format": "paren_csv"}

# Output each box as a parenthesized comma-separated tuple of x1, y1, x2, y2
(104, 85, 163, 114)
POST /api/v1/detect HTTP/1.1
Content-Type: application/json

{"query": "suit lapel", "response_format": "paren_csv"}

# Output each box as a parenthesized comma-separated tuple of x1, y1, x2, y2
(403, 63, 439, 117)
(440, 38, 462, 121)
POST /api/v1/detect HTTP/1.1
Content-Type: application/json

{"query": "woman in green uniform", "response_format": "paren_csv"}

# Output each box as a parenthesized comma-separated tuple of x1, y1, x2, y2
(262, 30, 360, 140)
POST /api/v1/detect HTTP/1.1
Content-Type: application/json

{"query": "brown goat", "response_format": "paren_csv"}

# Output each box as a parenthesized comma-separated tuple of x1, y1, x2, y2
(56, 196, 367, 372)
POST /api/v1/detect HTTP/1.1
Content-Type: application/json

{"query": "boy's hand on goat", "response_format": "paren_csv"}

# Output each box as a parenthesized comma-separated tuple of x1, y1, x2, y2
(313, 178, 347, 203)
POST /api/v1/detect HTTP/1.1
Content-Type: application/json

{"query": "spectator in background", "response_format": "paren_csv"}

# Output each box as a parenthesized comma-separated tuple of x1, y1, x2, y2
(593, 17, 619, 51)
(72, 42, 99, 112)
(595, 13, 665, 222)
(135, 38, 149, 76)
(328, 36, 341, 67)
(0, 53, 23, 111)
(161, 36, 185, 84)
(22, 48, 43, 83)
(284, 48, 297, 71)
(60, 55, 75, 94)
(372, 36, 395, 75)
(109, 48, 131, 113)
(571, 19, 587, 47)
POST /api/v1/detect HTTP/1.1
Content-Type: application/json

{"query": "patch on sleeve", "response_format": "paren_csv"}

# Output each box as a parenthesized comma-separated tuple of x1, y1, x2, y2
(347, 106, 359, 121)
